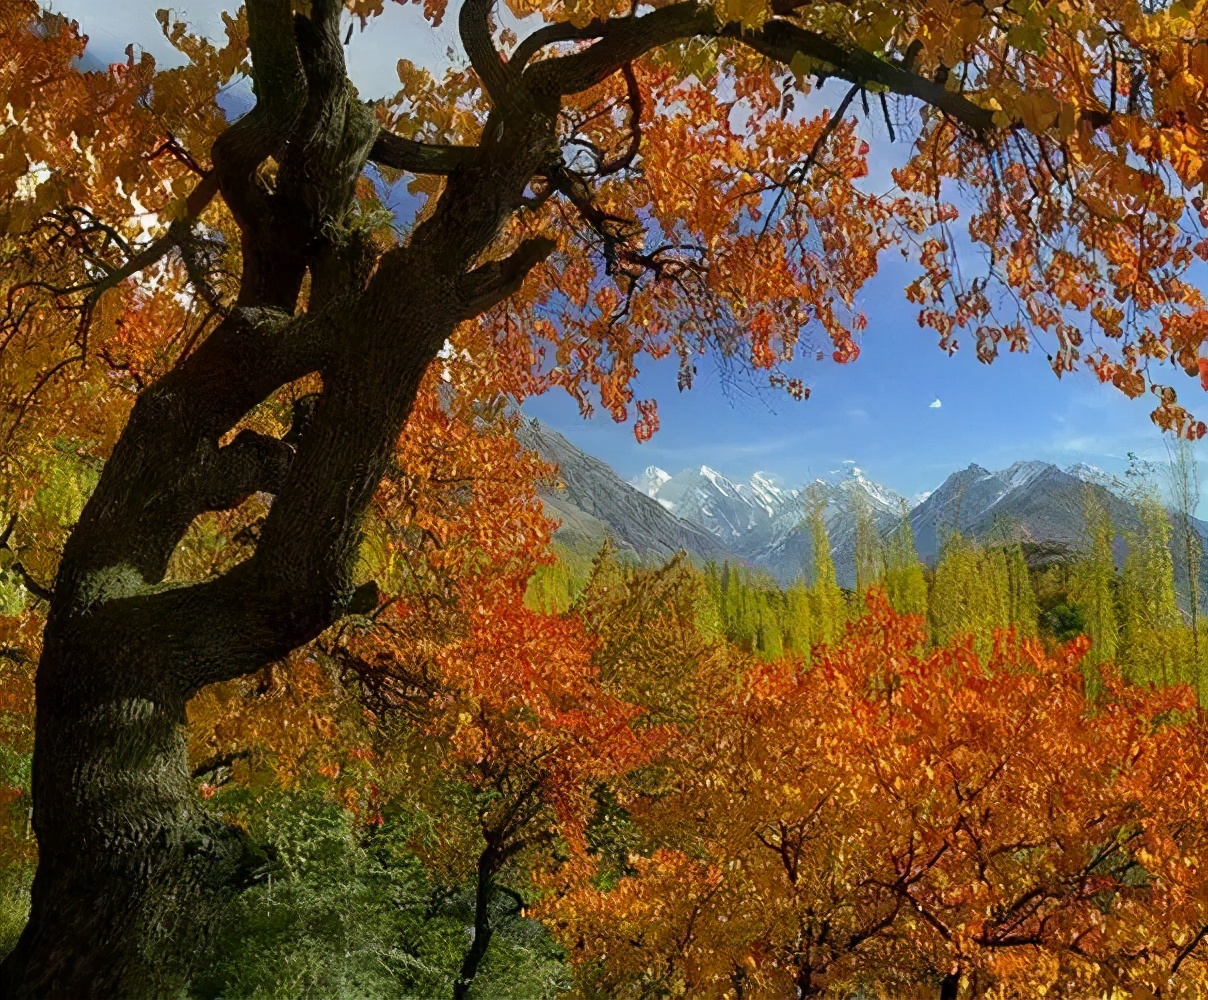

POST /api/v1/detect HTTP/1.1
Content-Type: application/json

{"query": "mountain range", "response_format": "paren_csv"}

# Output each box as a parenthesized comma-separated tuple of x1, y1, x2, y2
(519, 418, 1208, 590)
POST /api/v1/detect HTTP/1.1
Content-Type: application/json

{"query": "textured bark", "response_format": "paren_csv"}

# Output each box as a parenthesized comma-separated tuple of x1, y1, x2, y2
(0, 1, 554, 993)
(453, 846, 501, 1000)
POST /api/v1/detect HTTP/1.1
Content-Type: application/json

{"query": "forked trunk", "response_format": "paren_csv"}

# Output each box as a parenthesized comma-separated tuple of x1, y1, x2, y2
(0, 2, 555, 993)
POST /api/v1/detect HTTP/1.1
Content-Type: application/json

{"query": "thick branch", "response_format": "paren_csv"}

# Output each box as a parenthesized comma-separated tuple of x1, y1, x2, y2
(748, 21, 996, 135)
(512, 20, 607, 71)
(197, 430, 296, 512)
(56, 305, 337, 594)
(210, 0, 307, 228)
(525, 3, 999, 137)
(459, 0, 522, 108)
(368, 132, 478, 175)
(458, 237, 556, 318)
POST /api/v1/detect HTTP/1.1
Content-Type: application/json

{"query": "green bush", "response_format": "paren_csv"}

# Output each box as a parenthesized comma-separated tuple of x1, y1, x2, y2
(192, 788, 567, 999)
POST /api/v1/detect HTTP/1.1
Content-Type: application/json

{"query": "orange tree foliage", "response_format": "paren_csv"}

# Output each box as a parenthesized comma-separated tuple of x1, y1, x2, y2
(11, 0, 1208, 458)
(374, 0, 1208, 438)
(10, 0, 1208, 989)
(540, 593, 1208, 998)
(182, 364, 667, 992)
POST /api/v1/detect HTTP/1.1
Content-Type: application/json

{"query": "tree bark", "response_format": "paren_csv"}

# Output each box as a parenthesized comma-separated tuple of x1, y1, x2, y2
(0, 1, 555, 992)
(453, 845, 501, 1000)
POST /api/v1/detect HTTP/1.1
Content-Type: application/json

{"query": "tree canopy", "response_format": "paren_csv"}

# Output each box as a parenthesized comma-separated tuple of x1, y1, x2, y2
(6, 0, 1208, 994)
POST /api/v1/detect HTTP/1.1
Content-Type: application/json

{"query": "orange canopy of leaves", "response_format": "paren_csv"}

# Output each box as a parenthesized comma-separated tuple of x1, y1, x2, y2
(540, 592, 1208, 997)
(9, 0, 1208, 455)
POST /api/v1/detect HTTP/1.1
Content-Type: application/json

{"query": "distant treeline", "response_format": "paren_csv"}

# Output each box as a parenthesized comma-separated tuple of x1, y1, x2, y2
(530, 466, 1208, 702)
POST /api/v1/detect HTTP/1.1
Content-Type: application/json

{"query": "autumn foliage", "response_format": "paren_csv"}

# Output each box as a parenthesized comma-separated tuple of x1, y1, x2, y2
(11, 0, 1208, 992)
(541, 593, 1208, 998)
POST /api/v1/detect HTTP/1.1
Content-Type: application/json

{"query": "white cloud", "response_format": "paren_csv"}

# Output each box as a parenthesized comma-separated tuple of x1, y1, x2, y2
(929, 398, 943, 409)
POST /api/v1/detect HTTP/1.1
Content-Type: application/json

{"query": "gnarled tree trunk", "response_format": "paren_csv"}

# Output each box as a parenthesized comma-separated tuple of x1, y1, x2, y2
(0, 0, 554, 993)
(0, 0, 1013, 991)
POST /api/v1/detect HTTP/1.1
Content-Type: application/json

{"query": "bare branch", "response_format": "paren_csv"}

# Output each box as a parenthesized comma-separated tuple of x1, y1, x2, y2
(513, 20, 608, 71)
(598, 62, 643, 176)
(190, 749, 250, 780)
(0, 515, 54, 604)
(458, 237, 556, 317)
(368, 131, 478, 175)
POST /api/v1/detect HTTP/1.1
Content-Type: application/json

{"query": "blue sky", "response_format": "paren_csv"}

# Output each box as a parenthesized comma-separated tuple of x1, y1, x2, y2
(53, 1, 1208, 505)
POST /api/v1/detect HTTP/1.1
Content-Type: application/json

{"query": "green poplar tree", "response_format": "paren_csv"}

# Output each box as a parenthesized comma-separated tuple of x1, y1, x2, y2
(1006, 542, 1038, 637)
(852, 493, 885, 607)
(883, 502, 929, 620)
(1070, 487, 1119, 688)
(1120, 490, 1184, 687)
(806, 485, 846, 646)
(784, 580, 813, 663)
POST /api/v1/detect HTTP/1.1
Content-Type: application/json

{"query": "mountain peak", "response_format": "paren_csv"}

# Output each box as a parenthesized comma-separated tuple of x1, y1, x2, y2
(997, 460, 1057, 489)
(630, 465, 672, 497)
(1066, 462, 1129, 496)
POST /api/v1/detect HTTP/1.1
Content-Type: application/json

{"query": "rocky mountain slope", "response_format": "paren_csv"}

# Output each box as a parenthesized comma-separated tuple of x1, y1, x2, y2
(515, 420, 731, 564)
(906, 462, 1135, 565)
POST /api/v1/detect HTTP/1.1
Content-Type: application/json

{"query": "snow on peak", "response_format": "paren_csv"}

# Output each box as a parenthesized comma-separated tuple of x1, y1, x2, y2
(699, 465, 737, 497)
(997, 460, 1054, 490)
(818, 462, 902, 511)
(1066, 462, 1129, 496)
(630, 465, 672, 497)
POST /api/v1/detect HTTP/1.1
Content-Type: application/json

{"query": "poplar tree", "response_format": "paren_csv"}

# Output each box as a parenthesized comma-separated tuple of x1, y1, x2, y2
(1070, 487, 1119, 682)
(1006, 542, 1039, 637)
(1165, 436, 1205, 698)
(806, 486, 846, 646)
(1120, 491, 1184, 687)
(883, 502, 928, 620)
(930, 532, 1033, 654)
(852, 493, 885, 605)
(784, 580, 813, 663)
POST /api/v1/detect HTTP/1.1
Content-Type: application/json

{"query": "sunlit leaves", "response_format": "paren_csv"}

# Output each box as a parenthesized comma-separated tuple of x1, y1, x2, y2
(543, 592, 1208, 996)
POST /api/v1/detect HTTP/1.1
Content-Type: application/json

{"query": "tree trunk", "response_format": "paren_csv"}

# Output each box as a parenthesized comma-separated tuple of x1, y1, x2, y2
(0, 2, 556, 992)
(453, 847, 500, 1000)
(0, 639, 260, 995)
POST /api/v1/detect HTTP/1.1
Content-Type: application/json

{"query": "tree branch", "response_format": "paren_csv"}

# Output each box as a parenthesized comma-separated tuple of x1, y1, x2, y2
(512, 20, 608, 71)
(525, 3, 1000, 138)
(56, 304, 338, 594)
(210, 0, 308, 228)
(458, 237, 556, 317)
(368, 132, 479, 175)
(0, 515, 54, 604)
(197, 430, 296, 512)
(459, 0, 522, 108)
(190, 749, 250, 780)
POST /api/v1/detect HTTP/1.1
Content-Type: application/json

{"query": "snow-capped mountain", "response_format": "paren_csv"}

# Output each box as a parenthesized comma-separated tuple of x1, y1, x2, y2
(738, 463, 906, 586)
(519, 417, 1208, 598)
(633, 459, 903, 586)
(642, 465, 800, 541)
(1065, 462, 1130, 498)
(630, 466, 674, 510)
(821, 460, 906, 512)
(516, 423, 731, 564)
(907, 461, 1137, 565)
